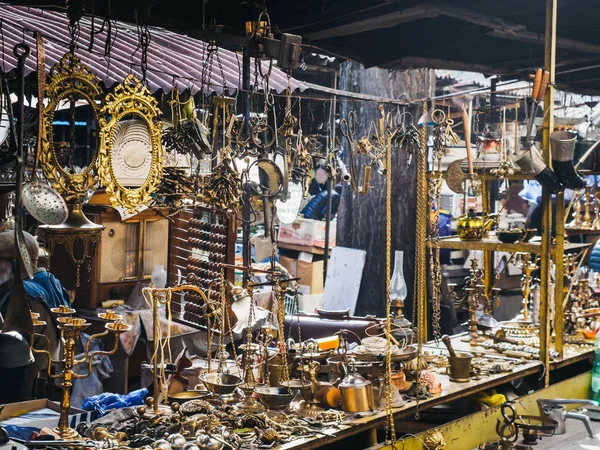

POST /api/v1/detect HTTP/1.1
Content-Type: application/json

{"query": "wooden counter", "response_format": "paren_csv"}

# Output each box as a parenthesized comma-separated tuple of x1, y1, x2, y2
(281, 357, 542, 449)
(283, 332, 593, 449)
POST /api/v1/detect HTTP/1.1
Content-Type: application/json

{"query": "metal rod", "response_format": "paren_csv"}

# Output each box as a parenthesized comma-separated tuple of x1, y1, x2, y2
(539, 0, 557, 387)
(323, 72, 338, 283)
(152, 292, 159, 413)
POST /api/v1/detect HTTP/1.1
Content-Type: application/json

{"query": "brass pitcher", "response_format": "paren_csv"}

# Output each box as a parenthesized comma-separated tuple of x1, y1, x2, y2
(457, 209, 497, 241)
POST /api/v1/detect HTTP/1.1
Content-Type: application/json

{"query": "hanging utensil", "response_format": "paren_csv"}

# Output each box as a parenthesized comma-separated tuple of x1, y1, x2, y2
(13, 43, 34, 280)
(445, 159, 466, 194)
(2, 44, 35, 337)
(524, 69, 550, 150)
(22, 33, 68, 226)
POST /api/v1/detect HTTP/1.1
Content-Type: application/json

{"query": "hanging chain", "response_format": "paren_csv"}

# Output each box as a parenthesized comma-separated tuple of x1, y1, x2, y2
(275, 275, 290, 383)
(428, 111, 448, 342)
(294, 283, 302, 345)
(413, 101, 429, 420)
(139, 24, 150, 85)
(66, 0, 82, 54)
(217, 268, 227, 372)
(383, 104, 397, 447)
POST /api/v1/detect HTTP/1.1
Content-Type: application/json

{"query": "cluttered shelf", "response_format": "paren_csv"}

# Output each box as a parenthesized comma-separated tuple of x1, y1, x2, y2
(423, 332, 594, 371)
(432, 236, 590, 253)
(279, 357, 543, 450)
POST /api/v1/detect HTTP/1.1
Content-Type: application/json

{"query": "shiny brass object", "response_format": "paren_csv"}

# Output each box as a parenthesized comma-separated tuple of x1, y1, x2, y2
(38, 204, 104, 287)
(98, 74, 163, 214)
(142, 284, 211, 414)
(358, 165, 372, 196)
(516, 253, 539, 323)
(40, 53, 102, 203)
(446, 352, 479, 382)
(457, 209, 497, 241)
(423, 428, 446, 450)
(338, 360, 374, 413)
(30, 311, 130, 439)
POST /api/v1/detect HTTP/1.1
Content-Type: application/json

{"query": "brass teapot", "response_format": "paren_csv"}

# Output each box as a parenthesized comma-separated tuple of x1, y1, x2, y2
(457, 209, 497, 241)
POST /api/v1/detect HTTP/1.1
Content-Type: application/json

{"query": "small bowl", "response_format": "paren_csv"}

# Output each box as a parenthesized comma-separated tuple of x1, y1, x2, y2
(167, 389, 212, 404)
(199, 372, 243, 395)
(496, 228, 525, 244)
(254, 386, 299, 410)
(522, 228, 538, 242)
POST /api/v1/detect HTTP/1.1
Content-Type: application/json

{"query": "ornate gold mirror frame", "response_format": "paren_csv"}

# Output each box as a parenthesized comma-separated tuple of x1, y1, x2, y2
(98, 74, 163, 214)
(40, 52, 102, 202)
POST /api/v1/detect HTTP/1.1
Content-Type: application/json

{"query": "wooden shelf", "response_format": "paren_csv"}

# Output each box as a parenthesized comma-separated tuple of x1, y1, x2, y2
(432, 236, 589, 253)
(565, 228, 600, 236)
(277, 241, 332, 255)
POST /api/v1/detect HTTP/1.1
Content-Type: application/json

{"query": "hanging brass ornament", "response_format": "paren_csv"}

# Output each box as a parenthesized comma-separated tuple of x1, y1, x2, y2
(38, 52, 104, 288)
(98, 74, 163, 214)
(40, 53, 102, 202)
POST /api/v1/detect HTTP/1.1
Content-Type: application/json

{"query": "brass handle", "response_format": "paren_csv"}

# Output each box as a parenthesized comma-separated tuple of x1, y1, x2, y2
(532, 68, 543, 99)
(537, 70, 550, 102)
(462, 103, 473, 176)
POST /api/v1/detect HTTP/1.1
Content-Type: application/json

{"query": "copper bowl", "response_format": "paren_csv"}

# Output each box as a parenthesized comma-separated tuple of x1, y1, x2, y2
(199, 372, 243, 395)
(255, 386, 299, 410)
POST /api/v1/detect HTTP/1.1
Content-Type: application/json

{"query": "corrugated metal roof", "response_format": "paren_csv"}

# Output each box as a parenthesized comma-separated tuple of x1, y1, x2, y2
(0, 3, 305, 94)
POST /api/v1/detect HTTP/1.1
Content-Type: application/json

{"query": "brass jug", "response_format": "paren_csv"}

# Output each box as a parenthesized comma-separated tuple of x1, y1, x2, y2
(457, 209, 497, 241)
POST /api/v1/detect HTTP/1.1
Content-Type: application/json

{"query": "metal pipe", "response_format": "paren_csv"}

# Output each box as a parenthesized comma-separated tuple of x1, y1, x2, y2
(323, 72, 338, 283)
(539, 0, 557, 387)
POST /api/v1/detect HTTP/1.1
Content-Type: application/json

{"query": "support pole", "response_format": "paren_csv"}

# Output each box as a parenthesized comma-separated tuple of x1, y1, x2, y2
(241, 47, 251, 287)
(323, 72, 338, 283)
(540, 0, 557, 386)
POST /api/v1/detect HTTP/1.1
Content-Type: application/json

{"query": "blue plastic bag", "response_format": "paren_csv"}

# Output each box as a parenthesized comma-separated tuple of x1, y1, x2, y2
(81, 388, 148, 416)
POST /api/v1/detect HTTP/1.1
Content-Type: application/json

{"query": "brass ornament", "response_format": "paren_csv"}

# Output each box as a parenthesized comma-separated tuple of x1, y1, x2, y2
(40, 53, 102, 202)
(98, 74, 163, 214)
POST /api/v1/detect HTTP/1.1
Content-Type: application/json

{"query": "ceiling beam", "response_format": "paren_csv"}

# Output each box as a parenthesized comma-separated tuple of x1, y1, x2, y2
(306, 0, 600, 57)
(305, 4, 440, 40)
(382, 56, 512, 76)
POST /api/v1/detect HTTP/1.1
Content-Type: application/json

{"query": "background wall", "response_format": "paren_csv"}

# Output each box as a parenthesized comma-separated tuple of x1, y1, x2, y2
(336, 61, 435, 318)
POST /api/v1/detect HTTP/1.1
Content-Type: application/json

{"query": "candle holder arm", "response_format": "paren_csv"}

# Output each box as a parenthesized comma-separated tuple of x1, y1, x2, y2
(74, 329, 110, 365)
(31, 333, 65, 379)
(72, 333, 119, 379)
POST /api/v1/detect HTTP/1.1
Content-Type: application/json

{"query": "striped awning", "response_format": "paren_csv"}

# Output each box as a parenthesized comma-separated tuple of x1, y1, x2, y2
(0, 3, 305, 94)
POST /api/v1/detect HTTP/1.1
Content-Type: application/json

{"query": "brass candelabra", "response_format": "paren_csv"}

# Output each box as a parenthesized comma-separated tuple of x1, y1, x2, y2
(516, 253, 539, 323)
(30, 306, 130, 439)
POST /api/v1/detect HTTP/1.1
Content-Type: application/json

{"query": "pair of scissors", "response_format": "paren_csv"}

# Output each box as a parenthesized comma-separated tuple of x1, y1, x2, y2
(340, 111, 358, 192)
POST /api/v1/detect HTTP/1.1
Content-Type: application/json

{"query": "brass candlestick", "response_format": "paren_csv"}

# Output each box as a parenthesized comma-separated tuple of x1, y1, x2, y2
(570, 192, 583, 228)
(30, 310, 130, 439)
(583, 186, 593, 228)
(516, 253, 539, 323)
(457, 259, 487, 344)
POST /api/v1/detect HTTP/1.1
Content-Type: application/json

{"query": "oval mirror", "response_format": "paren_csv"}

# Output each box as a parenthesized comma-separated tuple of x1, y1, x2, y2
(98, 74, 163, 214)
(40, 53, 102, 202)
(51, 96, 98, 172)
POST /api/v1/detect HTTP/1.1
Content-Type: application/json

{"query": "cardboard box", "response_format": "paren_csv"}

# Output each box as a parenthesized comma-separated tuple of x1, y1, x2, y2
(0, 399, 94, 431)
(278, 218, 336, 248)
(279, 256, 324, 294)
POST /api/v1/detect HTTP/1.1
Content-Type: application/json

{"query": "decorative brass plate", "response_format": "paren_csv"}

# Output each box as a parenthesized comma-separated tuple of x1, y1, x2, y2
(98, 74, 163, 214)
(40, 53, 102, 202)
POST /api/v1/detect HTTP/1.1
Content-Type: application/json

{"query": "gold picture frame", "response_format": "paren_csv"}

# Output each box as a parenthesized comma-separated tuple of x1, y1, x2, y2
(40, 53, 102, 202)
(97, 74, 163, 214)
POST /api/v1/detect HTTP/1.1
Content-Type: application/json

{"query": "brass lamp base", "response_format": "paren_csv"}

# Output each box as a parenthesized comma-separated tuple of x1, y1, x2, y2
(293, 400, 323, 417)
(54, 426, 80, 440)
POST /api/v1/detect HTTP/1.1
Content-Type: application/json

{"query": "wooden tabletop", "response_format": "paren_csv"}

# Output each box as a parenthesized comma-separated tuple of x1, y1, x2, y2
(422, 332, 594, 370)
(281, 356, 542, 449)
